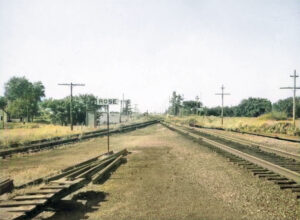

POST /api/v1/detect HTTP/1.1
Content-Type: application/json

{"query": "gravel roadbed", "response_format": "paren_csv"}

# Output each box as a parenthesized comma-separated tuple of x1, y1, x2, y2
(45, 124, 299, 220)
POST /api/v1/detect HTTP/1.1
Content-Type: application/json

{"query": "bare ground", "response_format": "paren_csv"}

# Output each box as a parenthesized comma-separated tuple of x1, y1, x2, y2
(0, 135, 121, 186)
(30, 124, 300, 220)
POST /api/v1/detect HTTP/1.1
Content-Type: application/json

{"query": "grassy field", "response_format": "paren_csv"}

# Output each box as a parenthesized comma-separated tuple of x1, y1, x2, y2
(164, 115, 300, 138)
(0, 118, 147, 148)
(0, 123, 98, 148)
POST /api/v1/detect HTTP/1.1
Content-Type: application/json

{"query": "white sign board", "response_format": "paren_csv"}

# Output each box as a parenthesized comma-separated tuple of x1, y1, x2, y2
(97, 98, 119, 105)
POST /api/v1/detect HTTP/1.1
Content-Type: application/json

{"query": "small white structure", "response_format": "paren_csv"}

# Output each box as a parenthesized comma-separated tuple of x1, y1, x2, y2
(86, 110, 96, 128)
(99, 112, 130, 125)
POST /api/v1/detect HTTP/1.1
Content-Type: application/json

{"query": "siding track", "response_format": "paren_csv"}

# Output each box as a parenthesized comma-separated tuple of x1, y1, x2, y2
(192, 124, 300, 143)
(189, 125, 300, 161)
(161, 121, 300, 199)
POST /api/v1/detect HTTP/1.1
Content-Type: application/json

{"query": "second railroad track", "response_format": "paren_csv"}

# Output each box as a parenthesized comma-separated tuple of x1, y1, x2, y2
(161, 121, 300, 199)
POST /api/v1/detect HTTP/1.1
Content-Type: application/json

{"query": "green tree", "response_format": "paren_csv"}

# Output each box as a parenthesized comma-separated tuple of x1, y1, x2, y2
(273, 97, 300, 118)
(78, 94, 98, 110)
(4, 77, 45, 121)
(40, 94, 99, 125)
(41, 98, 69, 125)
(204, 106, 221, 116)
(182, 100, 202, 115)
(7, 98, 27, 120)
(5, 77, 31, 101)
(169, 91, 183, 116)
(0, 96, 7, 111)
(235, 97, 272, 117)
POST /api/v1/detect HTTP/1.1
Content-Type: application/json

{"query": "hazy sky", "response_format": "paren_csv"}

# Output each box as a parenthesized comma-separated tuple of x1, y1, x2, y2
(0, 0, 299, 112)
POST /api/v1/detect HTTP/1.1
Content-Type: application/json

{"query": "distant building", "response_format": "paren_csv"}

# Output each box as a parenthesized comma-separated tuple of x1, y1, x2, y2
(99, 112, 130, 125)
(0, 109, 8, 122)
(86, 110, 97, 128)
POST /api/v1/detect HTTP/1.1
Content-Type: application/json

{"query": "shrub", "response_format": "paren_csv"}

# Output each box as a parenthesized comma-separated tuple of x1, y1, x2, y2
(187, 118, 197, 126)
(258, 111, 287, 121)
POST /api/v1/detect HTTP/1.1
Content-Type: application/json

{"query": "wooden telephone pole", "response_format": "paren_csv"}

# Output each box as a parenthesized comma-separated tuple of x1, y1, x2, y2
(215, 85, 230, 126)
(119, 93, 124, 123)
(107, 104, 110, 152)
(280, 70, 300, 127)
(58, 83, 85, 130)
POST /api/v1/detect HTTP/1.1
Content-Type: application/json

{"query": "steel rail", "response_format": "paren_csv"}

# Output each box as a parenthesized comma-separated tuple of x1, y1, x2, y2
(191, 124, 300, 143)
(181, 124, 300, 161)
(162, 122, 300, 184)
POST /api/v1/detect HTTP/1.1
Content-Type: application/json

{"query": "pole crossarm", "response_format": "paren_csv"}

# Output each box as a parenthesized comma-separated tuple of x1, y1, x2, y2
(215, 93, 231, 95)
(58, 83, 85, 86)
(280, 87, 300, 89)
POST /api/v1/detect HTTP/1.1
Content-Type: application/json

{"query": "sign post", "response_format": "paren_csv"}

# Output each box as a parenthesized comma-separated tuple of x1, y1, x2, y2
(98, 98, 118, 153)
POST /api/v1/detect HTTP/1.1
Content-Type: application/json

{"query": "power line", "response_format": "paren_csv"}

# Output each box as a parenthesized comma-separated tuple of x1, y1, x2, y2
(58, 83, 85, 131)
(215, 85, 230, 126)
(280, 70, 300, 127)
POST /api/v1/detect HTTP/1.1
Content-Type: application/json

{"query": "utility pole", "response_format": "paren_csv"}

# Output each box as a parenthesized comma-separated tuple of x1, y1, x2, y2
(195, 96, 199, 115)
(215, 85, 230, 126)
(168, 96, 170, 114)
(58, 82, 85, 131)
(280, 70, 300, 127)
(2, 110, 4, 129)
(107, 105, 110, 152)
(134, 104, 138, 116)
(119, 93, 124, 123)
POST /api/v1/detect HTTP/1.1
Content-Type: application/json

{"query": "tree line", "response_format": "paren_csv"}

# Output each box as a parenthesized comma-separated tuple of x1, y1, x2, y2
(167, 91, 203, 116)
(167, 91, 300, 118)
(1, 78, 298, 124)
(0, 77, 45, 122)
(0, 77, 133, 126)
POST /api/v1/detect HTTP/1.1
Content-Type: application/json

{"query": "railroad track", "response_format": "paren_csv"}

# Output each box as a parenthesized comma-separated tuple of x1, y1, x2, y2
(191, 124, 300, 143)
(0, 120, 159, 158)
(161, 121, 300, 199)
(186, 124, 300, 161)
(0, 149, 128, 220)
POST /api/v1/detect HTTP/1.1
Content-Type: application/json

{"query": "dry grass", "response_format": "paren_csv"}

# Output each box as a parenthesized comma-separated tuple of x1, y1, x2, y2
(0, 118, 147, 148)
(0, 124, 98, 148)
(0, 120, 148, 186)
(165, 115, 300, 138)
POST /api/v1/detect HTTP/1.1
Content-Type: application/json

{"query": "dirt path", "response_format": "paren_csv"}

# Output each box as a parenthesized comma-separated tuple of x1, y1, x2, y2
(39, 124, 299, 220)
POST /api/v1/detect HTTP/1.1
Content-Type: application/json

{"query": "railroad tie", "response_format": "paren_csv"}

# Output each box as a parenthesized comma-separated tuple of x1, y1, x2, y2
(0, 149, 128, 219)
(162, 122, 300, 200)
